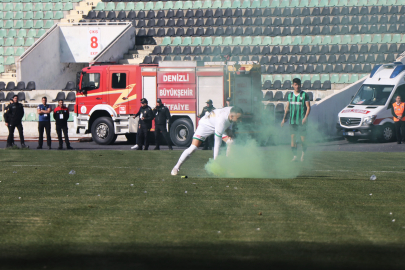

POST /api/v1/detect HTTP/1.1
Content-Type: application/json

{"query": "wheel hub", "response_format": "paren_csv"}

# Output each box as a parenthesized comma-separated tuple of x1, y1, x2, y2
(96, 123, 109, 139)
(383, 127, 392, 140)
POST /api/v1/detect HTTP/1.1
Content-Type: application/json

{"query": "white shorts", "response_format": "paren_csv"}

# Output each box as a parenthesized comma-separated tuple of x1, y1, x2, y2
(193, 124, 228, 141)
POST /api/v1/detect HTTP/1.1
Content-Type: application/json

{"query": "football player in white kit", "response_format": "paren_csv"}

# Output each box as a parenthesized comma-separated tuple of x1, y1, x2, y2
(171, 106, 243, 175)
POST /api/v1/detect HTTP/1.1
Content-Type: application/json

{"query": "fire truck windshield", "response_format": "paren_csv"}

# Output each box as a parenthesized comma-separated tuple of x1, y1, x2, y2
(81, 73, 100, 90)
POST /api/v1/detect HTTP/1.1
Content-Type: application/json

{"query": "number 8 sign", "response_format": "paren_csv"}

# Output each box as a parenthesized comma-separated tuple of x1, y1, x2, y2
(88, 27, 100, 57)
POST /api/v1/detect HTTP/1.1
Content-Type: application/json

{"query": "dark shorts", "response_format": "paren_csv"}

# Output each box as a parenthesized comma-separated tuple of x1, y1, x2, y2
(290, 123, 307, 136)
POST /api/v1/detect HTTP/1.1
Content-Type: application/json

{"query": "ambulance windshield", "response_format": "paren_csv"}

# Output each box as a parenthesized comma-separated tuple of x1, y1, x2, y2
(351, 85, 394, 106)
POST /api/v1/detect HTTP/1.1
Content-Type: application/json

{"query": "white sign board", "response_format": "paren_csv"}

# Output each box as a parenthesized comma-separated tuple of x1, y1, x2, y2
(88, 27, 100, 57)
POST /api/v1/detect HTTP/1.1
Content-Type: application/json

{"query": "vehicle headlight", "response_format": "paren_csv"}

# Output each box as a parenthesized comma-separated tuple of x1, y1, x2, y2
(362, 115, 377, 125)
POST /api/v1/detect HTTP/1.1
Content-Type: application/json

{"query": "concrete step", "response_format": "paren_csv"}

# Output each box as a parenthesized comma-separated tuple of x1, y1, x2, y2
(135, 45, 156, 50)
(119, 58, 144, 64)
(127, 50, 152, 56)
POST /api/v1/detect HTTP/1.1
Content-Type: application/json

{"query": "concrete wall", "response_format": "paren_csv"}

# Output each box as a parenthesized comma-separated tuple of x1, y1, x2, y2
(310, 78, 367, 137)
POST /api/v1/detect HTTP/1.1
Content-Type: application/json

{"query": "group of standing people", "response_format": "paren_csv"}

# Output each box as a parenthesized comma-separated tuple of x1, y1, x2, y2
(3, 96, 72, 150)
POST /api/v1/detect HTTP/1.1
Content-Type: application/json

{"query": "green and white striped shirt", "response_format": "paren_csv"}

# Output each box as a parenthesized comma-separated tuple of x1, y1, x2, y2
(287, 91, 309, 125)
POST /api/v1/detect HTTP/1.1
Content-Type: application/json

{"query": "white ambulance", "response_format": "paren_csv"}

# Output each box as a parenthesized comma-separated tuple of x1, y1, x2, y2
(338, 62, 405, 142)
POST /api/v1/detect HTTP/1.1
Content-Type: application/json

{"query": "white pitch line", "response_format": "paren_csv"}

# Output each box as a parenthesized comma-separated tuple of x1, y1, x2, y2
(315, 170, 405, 174)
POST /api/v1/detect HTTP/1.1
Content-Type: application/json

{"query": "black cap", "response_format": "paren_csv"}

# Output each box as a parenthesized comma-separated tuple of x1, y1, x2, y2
(140, 98, 148, 104)
(206, 99, 213, 104)
(226, 97, 231, 101)
(156, 98, 162, 103)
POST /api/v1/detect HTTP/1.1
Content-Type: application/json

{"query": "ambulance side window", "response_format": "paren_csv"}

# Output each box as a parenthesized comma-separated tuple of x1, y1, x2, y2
(391, 84, 405, 106)
(112, 73, 127, 89)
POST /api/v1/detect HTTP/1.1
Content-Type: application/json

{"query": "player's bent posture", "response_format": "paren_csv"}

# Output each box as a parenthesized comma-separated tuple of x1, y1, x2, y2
(171, 106, 243, 175)
(281, 78, 311, 162)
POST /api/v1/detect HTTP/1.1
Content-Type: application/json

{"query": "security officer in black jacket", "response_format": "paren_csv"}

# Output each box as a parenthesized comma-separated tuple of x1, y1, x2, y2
(199, 99, 215, 150)
(5, 95, 28, 148)
(131, 98, 154, 150)
(153, 98, 173, 150)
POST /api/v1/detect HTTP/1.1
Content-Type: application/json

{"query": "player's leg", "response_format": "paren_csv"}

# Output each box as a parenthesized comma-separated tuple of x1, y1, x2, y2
(300, 125, 307, 162)
(171, 139, 202, 175)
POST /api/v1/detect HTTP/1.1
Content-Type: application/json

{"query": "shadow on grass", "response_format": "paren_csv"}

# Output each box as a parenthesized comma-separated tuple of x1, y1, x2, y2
(1, 242, 404, 270)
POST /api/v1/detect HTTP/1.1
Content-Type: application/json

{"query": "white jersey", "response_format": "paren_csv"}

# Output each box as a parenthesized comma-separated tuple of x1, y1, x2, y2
(198, 107, 232, 138)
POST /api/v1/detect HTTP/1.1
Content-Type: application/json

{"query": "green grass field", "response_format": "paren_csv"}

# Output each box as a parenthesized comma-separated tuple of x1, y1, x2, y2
(0, 149, 404, 270)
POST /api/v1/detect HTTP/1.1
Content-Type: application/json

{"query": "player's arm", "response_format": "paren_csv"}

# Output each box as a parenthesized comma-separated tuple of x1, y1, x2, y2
(281, 102, 290, 127)
(213, 121, 226, 160)
(302, 98, 311, 124)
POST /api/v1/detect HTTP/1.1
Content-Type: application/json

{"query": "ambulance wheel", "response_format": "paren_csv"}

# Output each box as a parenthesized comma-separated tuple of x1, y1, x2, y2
(91, 117, 116, 145)
(378, 123, 395, 143)
(345, 137, 358, 143)
(170, 118, 193, 147)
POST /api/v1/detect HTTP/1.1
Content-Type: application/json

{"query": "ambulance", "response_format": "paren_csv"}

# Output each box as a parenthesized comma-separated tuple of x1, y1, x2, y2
(338, 62, 405, 142)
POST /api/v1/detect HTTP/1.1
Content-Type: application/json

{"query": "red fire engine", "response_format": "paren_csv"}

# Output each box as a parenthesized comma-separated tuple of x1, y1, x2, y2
(74, 61, 261, 146)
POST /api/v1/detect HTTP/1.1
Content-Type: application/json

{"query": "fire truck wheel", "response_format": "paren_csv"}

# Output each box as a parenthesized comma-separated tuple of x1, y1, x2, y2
(91, 117, 116, 145)
(170, 118, 193, 147)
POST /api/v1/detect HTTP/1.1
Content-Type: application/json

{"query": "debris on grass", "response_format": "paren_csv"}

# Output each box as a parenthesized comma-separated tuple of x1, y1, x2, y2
(259, 212, 262, 215)
(256, 228, 260, 231)
(144, 191, 147, 193)
(390, 212, 392, 215)
(69, 170, 76, 175)
(185, 191, 187, 194)
(75, 183, 79, 185)
(18, 197, 21, 199)
(370, 175, 377, 181)
(392, 219, 395, 222)
(369, 193, 372, 196)
(130, 184, 134, 186)
(217, 231, 221, 234)
(13, 171, 17, 173)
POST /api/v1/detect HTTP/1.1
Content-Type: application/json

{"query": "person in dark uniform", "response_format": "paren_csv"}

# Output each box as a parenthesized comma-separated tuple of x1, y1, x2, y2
(5, 95, 28, 148)
(391, 95, 405, 144)
(153, 98, 173, 150)
(225, 97, 232, 107)
(3, 98, 14, 147)
(37, 97, 52, 149)
(53, 99, 73, 150)
(131, 98, 154, 150)
(199, 99, 215, 150)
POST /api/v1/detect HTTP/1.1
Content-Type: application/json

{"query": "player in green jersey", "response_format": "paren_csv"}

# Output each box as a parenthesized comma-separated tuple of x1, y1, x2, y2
(281, 78, 311, 162)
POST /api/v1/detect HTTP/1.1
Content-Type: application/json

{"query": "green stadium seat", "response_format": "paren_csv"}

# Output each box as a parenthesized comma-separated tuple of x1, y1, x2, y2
(4, 3, 14, 12)
(25, 37, 35, 46)
(94, 2, 105, 11)
(302, 36, 312, 45)
(0, 112, 3, 120)
(397, 0, 405, 4)
(163, 1, 172, 10)
(311, 36, 322, 45)
(319, 0, 328, 5)
(242, 0, 251, 8)
(23, 3, 33, 11)
(251, 0, 261, 8)
(284, 74, 292, 82)
(50, 112, 55, 122)
(27, 29, 36, 38)
(32, 0, 43, 3)
(0, 21, 3, 29)
(202, 37, 212, 46)
(125, 2, 135, 10)
(312, 74, 320, 82)
(26, 113, 37, 121)
(7, 29, 17, 38)
(309, 0, 319, 6)
(349, 74, 359, 83)
(382, 34, 392, 43)
(193, 0, 203, 9)
(4, 20, 14, 29)
(0, 47, 3, 55)
(378, 0, 387, 4)
(348, 0, 357, 5)
(154, 1, 164, 10)
(15, 37, 24, 46)
(104, 2, 115, 11)
(280, 0, 289, 7)
(299, 0, 309, 6)
(14, 3, 24, 11)
(352, 35, 362, 44)
(191, 37, 202, 46)
(263, 75, 272, 83)
(222, 0, 231, 8)
(261, 0, 270, 7)
(263, 36, 272, 45)
(44, 11, 54, 19)
(5, 47, 15, 56)
(14, 11, 24, 20)
(392, 34, 401, 44)
(358, 0, 368, 5)
(35, 12, 44, 20)
(322, 36, 332, 45)
(372, 34, 382, 43)
(292, 74, 301, 81)
(35, 28, 46, 38)
(270, 0, 280, 7)
(203, 0, 213, 8)
(332, 35, 342, 44)
(4, 11, 14, 20)
(68, 113, 74, 122)
(359, 74, 369, 79)
(145, 2, 154, 10)
(213, 37, 222, 45)
(329, 0, 338, 4)
(273, 74, 283, 83)
(232, 0, 241, 8)
(292, 36, 302, 45)
(368, 0, 377, 4)
(330, 74, 340, 84)
(34, 3, 44, 11)
(252, 36, 262, 46)
(15, 47, 25, 56)
(54, 11, 63, 19)
(342, 35, 352, 44)
(44, 20, 54, 28)
(24, 11, 34, 20)
(336, 0, 348, 5)
(72, 0, 80, 3)
(14, 21, 25, 30)
(183, 1, 193, 9)
(340, 74, 349, 83)
(223, 36, 232, 45)
(0, 29, 6, 38)
(172, 36, 182, 46)
(273, 36, 282, 45)
(232, 36, 242, 45)
(242, 36, 252, 45)
(173, 1, 183, 9)
(23, 20, 34, 28)
(181, 37, 192, 46)
(302, 74, 311, 82)
(282, 36, 292, 45)
(54, 2, 63, 10)
(321, 74, 330, 83)
(115, 2, 125, 10)
(211, 0, 221, 8)
(0, 13, 2, 20)
(43, 3, 53, 11)
(161, 37, 171, 46)
(362, 34, 371, 44)
(34, 20, 44, 28)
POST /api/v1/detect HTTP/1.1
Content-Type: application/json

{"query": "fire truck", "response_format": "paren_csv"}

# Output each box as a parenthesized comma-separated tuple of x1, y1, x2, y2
(74, 61, 261, 146)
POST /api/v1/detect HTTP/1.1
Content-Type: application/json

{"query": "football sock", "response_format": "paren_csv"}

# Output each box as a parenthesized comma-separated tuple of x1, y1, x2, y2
(302, 143, 307, 153)
(291, 146, 297, 156)
(174, 145, 197, 169)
